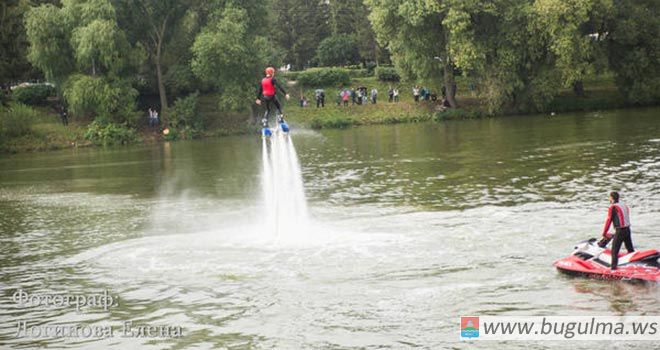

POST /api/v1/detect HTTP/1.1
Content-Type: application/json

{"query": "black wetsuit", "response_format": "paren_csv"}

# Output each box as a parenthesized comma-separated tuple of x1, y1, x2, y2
(256, 78, 287, 123)
(603, 202, 634, 270)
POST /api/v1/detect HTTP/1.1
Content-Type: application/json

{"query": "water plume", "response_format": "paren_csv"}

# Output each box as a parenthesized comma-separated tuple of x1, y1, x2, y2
(261, 130, 309, 240)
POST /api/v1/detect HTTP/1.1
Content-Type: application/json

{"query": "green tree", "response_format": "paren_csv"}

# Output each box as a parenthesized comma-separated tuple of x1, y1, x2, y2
(269, 0, 330, 69)
(0, 0, 31, 84)
(24, 3, 75, 82)
(328, 0, 381, 64)
(25, 0, 138, 122)
(114, 0, 195, 120)
(191, 4, 268, 112)
(0, 0, 58, 85)
(605, 0, 660, 104)
(367, 0, 455, 105)
(314, 34, 360, 66)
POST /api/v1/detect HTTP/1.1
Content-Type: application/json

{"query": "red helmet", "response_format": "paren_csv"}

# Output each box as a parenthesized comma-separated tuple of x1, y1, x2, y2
(265, 67, 275, 77)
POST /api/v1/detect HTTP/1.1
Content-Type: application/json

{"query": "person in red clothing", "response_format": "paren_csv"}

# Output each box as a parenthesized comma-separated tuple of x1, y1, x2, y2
(256, 67, 290, 127)
(602, 191, 634, 270)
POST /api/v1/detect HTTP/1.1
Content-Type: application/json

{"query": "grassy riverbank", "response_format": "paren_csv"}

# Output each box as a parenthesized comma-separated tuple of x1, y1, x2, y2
(283, 73, 632, 128)
(0, 73, 651, 154)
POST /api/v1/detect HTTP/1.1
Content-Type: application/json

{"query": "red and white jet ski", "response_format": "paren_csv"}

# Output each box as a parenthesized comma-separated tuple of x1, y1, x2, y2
(554, 238, 660, 282)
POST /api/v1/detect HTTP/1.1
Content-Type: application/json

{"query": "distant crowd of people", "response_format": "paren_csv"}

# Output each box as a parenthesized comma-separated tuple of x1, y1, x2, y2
(336, 86, 380, 106)
(296, 84, 454, 109)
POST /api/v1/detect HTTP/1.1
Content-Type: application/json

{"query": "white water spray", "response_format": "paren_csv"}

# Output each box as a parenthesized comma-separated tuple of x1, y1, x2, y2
(261, 130, 309, 239)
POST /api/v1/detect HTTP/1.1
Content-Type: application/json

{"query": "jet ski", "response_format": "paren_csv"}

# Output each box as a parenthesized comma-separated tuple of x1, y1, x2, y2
(554, 238, 660, 282)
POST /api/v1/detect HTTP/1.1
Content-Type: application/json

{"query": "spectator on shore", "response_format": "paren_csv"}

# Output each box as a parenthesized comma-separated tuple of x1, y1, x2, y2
(350, 88, 357, 105)
(422, 87, 431, 101)
(153, 108, 160, 126)
(388, 86, 394, 102)
(315, 89, 325, 108)
(148, 108, 156, 127)
(393, 88, 399, 102)
(58, 104, 68, 126)
(412, 86, 420, 102)
(356, 88, 363, 105)
(341, 89, 350, 106)
(371, 88, 378, 104)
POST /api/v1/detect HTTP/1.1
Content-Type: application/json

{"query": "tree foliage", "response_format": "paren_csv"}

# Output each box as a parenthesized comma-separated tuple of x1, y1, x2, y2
(0, 0, 33, 83)
(269, 0, 330, 70)
(314, 35, 360, 66)
(25, 0, 137, 122)
(604, 0, 660, 104)
(369, 0, 660, 114)
(14, 0, 659, 127)
(328, 0, 382, 63)
(191, 4, 268, 111)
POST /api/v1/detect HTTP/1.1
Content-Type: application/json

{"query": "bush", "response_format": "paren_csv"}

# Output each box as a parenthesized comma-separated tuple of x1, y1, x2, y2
(297, 68, 351, 87)
(64, 75, 138, 125)
(0, 104, 38, 137)
(365, 61, 377, 74)
(281, 71, 299, 81)
(12, 84, 55, 105)
(310, 115, 354, 129)
(170, 92, 204, 131)
(84, 121, 138, 146)
(162, 125, 200, 141)
(346, 69, 371, 78)
(375, 67, 400, 82)
(434, 108, 484, 121)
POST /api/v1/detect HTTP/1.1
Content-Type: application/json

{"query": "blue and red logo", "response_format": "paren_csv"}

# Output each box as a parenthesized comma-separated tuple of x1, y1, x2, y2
(460, 316, 479, 338)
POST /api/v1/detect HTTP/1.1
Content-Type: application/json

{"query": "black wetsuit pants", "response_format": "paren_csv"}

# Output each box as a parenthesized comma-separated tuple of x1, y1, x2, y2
(262, 95, 282, 122)
(611, 227, 634, 270)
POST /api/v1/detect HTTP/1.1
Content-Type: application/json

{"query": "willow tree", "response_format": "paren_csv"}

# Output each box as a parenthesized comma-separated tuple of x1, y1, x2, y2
(25, 0, 138, 122)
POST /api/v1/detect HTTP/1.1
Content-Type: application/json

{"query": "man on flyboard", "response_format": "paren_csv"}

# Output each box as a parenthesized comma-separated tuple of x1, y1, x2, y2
(256, 67, 290, 136)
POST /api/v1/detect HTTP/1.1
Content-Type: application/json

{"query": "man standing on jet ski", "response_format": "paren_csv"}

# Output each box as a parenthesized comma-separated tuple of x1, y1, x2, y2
(602, 191, 635, 270)
(256, 67, 290, 127)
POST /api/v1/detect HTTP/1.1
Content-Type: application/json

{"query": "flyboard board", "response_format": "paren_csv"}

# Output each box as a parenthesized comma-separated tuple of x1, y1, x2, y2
(262, 116, 289, 138)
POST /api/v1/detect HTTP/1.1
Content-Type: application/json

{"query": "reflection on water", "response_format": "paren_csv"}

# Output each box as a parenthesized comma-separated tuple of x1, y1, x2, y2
(0, 108, 659, 349)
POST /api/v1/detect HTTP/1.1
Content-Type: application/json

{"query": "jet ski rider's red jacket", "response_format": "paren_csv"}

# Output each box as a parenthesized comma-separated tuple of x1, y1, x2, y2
(602, 202, 630, 236)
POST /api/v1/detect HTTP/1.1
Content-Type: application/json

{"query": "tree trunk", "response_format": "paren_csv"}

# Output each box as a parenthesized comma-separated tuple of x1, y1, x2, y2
(443, 63, 458, 108)
(573, 80, 584, 97)
(155, 24, 168, 125)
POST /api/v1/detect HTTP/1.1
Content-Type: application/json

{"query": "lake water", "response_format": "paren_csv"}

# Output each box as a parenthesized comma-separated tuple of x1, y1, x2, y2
(1, 108, 659, 349)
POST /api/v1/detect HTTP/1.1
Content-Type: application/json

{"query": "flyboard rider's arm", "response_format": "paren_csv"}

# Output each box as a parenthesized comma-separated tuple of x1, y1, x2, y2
(273, 79, 290, 100)
(255, 84, 263, 105)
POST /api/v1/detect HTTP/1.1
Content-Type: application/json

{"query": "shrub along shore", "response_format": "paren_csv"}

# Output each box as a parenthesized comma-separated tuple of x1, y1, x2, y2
(0, 72, 653, 154)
